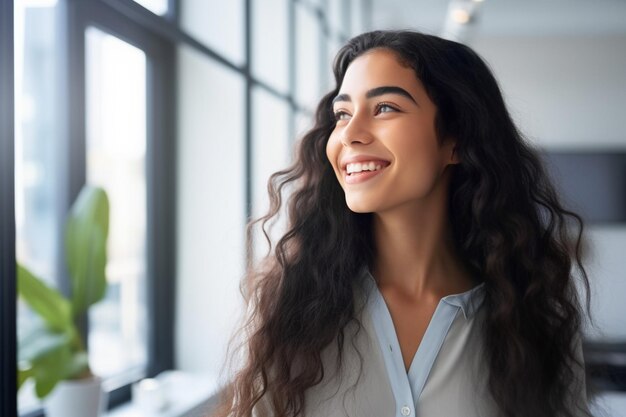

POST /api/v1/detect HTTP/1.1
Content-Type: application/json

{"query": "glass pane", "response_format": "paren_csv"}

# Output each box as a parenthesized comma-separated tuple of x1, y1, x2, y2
(15, 1, 59, 413)
(181, 0, 245, 65)
(85, 27, 149, 379)
(176, 45, 246, 379)
(14, 0, 58, 285)
(350, 0, 365, 36)
(295, 4, 322, 110)
(326, 36, 342, 91)
(328, 0, 346, 37)
(252, 88, 290, 261)
(295, 110, 315, 142)
(252, 0, 288, 93)
(132, 0, 168, 15)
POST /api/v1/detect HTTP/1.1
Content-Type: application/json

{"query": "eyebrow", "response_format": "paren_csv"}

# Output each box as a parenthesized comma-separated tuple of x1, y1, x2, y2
(331, 86, 419, 106)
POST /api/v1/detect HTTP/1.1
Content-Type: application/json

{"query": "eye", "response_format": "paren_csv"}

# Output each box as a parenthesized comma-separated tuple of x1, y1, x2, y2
(375, 102, 398, 115)
(333, 110, 351, 121)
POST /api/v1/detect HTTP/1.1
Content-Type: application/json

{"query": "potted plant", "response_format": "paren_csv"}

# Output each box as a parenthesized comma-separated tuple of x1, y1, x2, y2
(17, 185, 110, 417)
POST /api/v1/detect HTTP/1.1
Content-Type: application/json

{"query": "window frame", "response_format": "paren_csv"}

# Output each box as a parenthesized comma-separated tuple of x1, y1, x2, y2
(15, 0, 176, 415)
(1, 0, 17, 416)
(66, 0, 177, 408)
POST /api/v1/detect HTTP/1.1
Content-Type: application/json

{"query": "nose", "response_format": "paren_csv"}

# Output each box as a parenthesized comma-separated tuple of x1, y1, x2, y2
(339, 113, 374, 147)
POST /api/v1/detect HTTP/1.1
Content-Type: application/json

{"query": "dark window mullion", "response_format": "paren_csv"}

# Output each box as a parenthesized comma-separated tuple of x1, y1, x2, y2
(145, 40, 176, 379)
(0, 0, 17, 416)
(166, 0, 177, 22)
(58, 0, 89, 340)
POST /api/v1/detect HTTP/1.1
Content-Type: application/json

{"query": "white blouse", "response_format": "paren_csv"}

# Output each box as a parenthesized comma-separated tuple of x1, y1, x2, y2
(253, 266, 589, 417)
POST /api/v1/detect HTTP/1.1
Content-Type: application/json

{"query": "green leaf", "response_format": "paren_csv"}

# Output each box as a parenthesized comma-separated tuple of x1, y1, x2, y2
(31, 343, 75, 398)
(18, 367, 34, 390)
(66, 351, 90, 379)
(17, 265, 72, 333)
(65, 186, 109, 316)
(17, 320, 85, 396)
(18, 318, 77, 363)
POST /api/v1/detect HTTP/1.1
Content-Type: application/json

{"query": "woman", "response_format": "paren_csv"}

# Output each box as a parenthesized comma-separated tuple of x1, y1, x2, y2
(214, 30, 593, 417)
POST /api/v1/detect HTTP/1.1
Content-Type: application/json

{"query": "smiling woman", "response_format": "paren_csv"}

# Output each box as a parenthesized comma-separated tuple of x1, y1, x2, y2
(327, 49, 458, 216)
(212, 30, 593, 417)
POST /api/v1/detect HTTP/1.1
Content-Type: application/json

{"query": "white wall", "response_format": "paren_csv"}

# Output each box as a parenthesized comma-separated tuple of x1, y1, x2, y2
(582, 225, 626, 341)
(470, 35, 626, 151)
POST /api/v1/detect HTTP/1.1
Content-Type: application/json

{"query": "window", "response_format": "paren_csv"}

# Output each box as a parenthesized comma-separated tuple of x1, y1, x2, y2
(14, 1, 175, 415)
(85, 26, 149, 383)
(175, 44, 247, 378)
(328, 0, 347, 38)
(295, 2, 322, 110)
(14, 1, 60, 413)
(252, 0, 289, 94)
(14, 0, 59, 289)
(251, 86, 291, 262)
(180, 0, 245, 65)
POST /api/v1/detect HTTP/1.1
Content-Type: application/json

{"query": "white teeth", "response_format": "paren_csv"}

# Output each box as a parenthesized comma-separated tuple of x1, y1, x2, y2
(346, 161, 386, 174)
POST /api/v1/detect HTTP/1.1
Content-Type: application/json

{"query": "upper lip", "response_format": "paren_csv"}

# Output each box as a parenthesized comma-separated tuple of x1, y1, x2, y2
(340, 154, 391, 171)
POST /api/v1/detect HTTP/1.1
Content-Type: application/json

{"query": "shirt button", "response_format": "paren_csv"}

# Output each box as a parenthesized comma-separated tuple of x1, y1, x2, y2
(401, 405, 411, 416)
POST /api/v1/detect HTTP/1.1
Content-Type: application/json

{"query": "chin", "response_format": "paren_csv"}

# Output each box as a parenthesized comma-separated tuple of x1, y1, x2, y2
(345, 198, 378, 214)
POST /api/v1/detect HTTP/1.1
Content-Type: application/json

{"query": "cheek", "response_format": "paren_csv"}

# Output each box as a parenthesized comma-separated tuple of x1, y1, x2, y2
(392, 122, 440, 158)
(389, 128, 444, 183)
(325, 133, 340, 169)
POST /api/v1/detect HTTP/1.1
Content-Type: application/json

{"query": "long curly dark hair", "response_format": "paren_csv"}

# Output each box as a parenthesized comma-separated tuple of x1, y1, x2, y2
(212, 30, 593, 417)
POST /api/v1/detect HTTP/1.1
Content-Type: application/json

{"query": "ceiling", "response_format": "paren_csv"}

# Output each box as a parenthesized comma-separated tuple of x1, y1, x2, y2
(370, 0, 626, 37)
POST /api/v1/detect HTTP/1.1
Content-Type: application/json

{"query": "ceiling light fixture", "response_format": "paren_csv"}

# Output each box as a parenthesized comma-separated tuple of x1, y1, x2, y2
(441, 0, 485, 41)
(451, 8, 471, 24)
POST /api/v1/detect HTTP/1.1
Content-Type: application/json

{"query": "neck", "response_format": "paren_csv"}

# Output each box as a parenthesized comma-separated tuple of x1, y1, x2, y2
(371, 177, 473, 300)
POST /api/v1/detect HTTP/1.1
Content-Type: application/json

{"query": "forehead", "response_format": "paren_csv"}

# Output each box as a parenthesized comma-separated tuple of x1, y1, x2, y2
(339, 48, 422, 95)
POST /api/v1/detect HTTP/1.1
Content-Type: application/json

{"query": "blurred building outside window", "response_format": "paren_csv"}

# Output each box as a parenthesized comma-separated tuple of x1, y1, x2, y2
(15, 0, 60, 413)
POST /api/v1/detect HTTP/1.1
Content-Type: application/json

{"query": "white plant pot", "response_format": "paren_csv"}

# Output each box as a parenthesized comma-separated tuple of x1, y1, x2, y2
(45, 375, 107, 417)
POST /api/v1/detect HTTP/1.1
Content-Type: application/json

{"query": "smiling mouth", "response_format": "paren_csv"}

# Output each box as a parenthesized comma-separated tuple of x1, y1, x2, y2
(344, 160, 391, 174)
(346, 162, 386, 175)
(343, 163, 389, 184)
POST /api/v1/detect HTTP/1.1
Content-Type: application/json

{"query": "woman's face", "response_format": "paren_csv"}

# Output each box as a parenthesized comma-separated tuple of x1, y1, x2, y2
(326, 48, 458, 214)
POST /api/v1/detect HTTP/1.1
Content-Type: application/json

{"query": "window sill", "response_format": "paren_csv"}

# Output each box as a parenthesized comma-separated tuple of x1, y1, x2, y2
(106, 371, 220, 417)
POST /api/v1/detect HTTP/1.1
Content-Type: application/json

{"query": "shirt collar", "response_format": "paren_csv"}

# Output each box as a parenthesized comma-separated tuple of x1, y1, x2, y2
(441, 282, 486, 320)
(360, 266, 486, 320)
